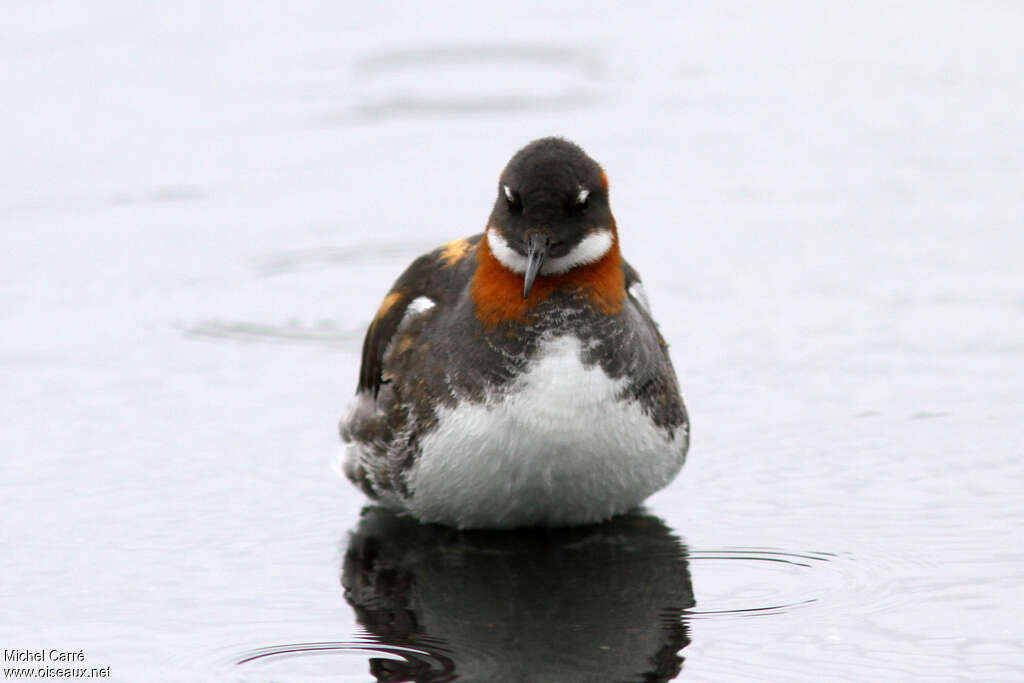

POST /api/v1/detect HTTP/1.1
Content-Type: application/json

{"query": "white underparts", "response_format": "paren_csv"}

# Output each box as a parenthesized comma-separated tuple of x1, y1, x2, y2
(486, 227, 614, 276)
(405, 335, 687, 528)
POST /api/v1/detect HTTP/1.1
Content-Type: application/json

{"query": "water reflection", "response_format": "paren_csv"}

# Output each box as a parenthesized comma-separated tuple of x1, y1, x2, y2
(341, 506, 694, 682)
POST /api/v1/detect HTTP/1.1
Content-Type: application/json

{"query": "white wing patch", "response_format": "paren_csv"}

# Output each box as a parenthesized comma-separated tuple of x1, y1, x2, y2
(406, 296, 435, 315)
(395, 296, 435, 333)
(628, 281, 651, 314)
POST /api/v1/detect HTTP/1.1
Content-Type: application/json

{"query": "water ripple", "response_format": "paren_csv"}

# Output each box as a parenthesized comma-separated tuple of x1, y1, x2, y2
(252, 242, 435, 277)
(224, 515, 862, 680)
(234, 639, 455, 680)
(343, 42, 606, 122)
(685, 547, 842, 621)
(215, 529, 902, 682)
(353, 44, 604, 78)
(233, 509, 693, 682)
(182, 319, 362, 348)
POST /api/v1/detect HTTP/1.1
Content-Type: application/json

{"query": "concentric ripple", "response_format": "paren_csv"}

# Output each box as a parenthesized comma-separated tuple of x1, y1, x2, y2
(683, 547, 842, 619)
(233, 638, 454, 682)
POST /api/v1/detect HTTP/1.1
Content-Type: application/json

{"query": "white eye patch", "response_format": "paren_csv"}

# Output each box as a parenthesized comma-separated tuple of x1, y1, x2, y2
(503, 185, 516, 202)
(576, 188, 590, 204)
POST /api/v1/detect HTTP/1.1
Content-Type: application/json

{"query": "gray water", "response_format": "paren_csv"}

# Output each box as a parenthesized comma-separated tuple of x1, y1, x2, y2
(2, 3, 1023, 681)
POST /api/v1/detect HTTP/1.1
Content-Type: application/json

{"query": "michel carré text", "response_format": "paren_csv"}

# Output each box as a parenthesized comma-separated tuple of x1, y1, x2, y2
(4, 649, 43, 662)
(4, 649, 85, 662)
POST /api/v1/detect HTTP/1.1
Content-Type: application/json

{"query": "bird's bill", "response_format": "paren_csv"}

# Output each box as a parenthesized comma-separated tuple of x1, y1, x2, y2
(523, 233, 550, 298)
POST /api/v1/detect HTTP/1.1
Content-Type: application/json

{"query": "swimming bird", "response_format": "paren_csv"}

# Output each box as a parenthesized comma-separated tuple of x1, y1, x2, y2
(340, 137, 688, 529)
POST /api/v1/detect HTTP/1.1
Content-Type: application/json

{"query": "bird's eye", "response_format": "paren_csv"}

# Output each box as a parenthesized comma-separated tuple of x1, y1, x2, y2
(575, 187, 590, 210)
(503, 184, 522, 213)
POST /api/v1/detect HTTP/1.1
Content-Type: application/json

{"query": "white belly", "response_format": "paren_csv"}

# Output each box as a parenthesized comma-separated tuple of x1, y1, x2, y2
(407, 335, 686, 528)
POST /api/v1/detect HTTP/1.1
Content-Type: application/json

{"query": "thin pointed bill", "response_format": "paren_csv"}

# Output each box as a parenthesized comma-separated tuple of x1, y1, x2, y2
(523, 233, 550, 298)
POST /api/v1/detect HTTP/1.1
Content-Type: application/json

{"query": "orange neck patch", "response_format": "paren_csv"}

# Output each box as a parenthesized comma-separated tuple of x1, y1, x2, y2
(471, 224, 625, 329)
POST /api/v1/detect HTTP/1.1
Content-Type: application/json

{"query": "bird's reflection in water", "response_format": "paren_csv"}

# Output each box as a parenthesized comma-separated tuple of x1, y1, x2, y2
(342, 506, 695, 682)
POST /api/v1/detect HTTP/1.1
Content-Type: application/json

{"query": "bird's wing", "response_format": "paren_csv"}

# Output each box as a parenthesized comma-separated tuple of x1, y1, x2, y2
(622, 259, 653, 316)
(621, 257, 672, 354)
(356, 234, 482, 397)
(620, 258, 688, 430)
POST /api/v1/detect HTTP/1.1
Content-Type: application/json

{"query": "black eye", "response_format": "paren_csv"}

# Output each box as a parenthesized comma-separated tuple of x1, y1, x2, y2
(503, 184, 522, 214)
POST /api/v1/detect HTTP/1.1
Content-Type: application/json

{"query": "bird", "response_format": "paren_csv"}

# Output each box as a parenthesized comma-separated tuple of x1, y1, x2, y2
(340, 137, 689, 529)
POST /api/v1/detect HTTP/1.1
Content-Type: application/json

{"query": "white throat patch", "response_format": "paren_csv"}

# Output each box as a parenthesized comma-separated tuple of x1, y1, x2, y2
(486, 227, 614, 276)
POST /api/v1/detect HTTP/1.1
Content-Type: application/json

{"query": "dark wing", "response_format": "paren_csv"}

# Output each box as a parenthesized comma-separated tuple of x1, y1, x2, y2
(620, 258, 689, 434)
(622, 259, 658, 334)
(357, 234, 482, 397)
(622, 259, 643, 298)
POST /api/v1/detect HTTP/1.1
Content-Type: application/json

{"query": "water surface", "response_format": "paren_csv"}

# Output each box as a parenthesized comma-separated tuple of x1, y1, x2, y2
(2, 2, 1023, 681)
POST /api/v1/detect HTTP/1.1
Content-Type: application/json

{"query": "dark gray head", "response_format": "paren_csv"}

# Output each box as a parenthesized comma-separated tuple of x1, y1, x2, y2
(487, 138, 616, 297)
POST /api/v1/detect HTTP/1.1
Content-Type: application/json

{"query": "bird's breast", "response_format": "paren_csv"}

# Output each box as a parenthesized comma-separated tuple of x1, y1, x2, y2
(404, 335, 686, 528)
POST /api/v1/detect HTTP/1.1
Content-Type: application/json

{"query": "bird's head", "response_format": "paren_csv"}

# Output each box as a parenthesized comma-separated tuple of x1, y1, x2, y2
(487, 137, 615, 298)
